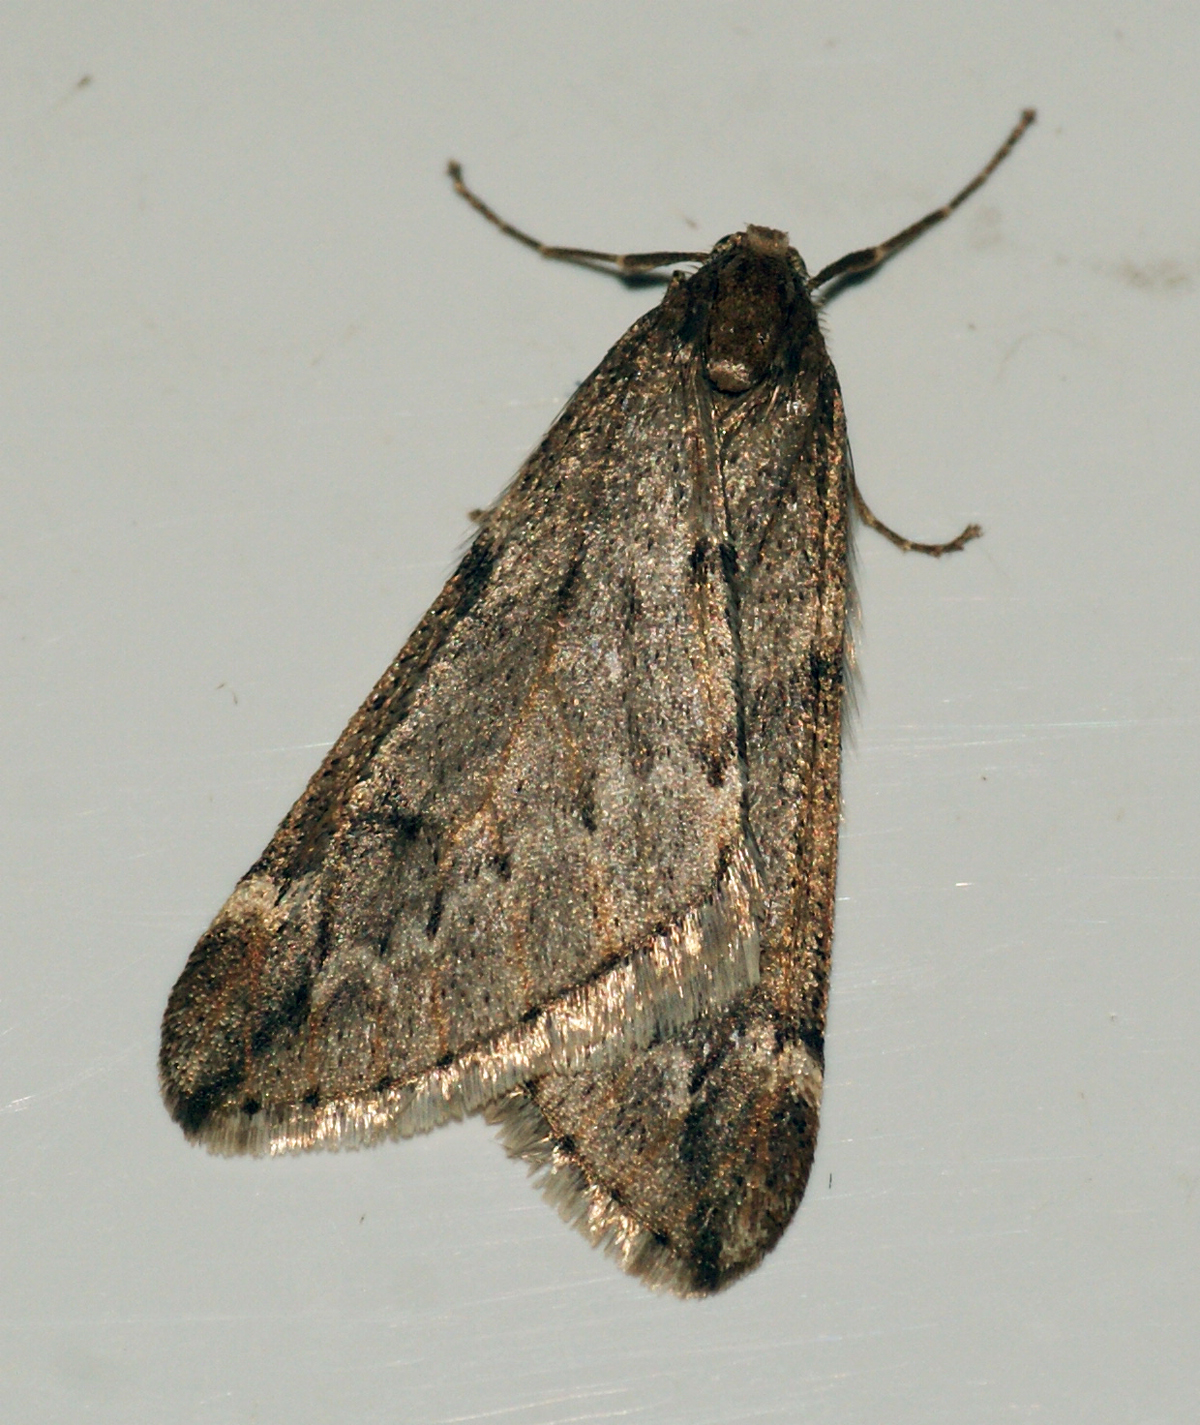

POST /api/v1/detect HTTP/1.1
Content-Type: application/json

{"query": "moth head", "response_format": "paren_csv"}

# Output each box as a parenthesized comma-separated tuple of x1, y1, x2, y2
(704, 226, 802, 395)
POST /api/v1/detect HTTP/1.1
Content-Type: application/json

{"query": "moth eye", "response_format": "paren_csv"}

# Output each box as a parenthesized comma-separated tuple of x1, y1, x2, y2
(704, 251, 790, 393)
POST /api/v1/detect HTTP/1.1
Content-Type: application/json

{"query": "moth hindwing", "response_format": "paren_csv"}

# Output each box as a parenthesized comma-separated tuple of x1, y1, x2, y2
(162, 112, 1034, 1296)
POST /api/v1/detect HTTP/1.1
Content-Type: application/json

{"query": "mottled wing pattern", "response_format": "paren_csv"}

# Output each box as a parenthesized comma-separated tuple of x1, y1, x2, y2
(490, 990, 824, 1295)
(163, 113, 1027, 1292)
(490, 356, 853, 1294)
(160, 299, 764, 1154)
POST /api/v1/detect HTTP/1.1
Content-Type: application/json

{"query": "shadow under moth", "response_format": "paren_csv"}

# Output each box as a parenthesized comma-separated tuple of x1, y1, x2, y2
(160, 111, 1035, 1296)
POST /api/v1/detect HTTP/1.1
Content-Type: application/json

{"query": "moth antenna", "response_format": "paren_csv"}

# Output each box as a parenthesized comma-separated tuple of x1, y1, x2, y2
(447, 161, 708, 277)
(812, 109, 1036, 292)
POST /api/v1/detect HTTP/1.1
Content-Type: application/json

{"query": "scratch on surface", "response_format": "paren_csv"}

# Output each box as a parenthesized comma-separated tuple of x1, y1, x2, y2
(432, 1386, 639, 1424)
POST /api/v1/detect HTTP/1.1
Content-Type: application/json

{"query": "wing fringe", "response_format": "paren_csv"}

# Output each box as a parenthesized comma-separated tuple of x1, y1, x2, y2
(486, 1090, 726, 1297)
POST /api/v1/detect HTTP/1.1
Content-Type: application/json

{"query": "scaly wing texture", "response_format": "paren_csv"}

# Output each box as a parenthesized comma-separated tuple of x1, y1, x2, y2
(490, 359, 852, 1294)
(160, 301, 765, 1154)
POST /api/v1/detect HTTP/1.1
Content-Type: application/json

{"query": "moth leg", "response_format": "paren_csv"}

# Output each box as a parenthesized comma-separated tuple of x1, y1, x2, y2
(447, 162, 708, 277)
(852, 482, 981, 558)
(812, 109, 1036, 292)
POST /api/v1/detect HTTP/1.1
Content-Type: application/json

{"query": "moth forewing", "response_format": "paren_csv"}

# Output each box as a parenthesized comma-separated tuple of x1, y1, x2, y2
(160, 286, 768, 1156)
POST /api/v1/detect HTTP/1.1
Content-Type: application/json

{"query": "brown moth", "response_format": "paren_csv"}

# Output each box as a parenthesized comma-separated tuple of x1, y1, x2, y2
(161, 111, 1035, 1296)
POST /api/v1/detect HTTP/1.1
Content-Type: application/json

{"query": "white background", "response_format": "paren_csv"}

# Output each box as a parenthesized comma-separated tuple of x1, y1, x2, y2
(3, 5, 1197, 1423)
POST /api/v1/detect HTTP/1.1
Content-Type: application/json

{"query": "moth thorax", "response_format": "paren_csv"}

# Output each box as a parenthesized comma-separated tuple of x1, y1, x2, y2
(704, 233, 794, 395)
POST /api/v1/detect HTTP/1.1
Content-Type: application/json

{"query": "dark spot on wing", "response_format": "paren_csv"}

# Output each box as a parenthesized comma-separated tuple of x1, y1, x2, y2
(167, 1062, 248, 1138)
(687, 1224, 723, 1294)
(424, 888, 444, 940)
(554, 555, 582, 613)
(249, 979, 311, 1056)
(808, 649, 841, 690)
(576, 775, 597, 833)
(450, 537, 497, 623)
(621, 578, 642, 633)
(703, 748, 727, 788)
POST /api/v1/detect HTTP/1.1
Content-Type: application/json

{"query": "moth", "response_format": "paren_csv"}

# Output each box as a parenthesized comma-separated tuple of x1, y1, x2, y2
(161, 111, 1035, 1295)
